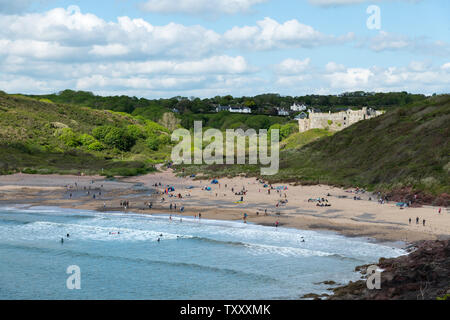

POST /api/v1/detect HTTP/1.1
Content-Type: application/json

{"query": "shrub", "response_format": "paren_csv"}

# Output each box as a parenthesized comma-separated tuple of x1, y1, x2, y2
(87, 141, 105, 151)
(127, 124, 147, 140)
(79, 134, 96, 146)
(58, 128, 81, 147)
(92, 126, 112, 141)
(93, 126, 136, 151)
(146, 134, 160, 151)
(103, 127, 136, 151)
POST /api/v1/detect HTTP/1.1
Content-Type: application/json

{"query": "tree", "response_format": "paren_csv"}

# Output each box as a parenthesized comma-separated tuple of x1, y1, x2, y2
(159, 112, 179, 131)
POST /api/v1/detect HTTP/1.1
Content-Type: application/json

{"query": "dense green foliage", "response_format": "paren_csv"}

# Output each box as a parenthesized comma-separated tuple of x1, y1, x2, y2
(0, 92, 171, 176)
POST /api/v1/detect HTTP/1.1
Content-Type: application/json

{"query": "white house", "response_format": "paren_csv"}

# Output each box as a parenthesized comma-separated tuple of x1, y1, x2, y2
(290, 103, 307, 112)
(277, 108, 290, 116)
(229, 106, 251, 113)
(215, 105, 251, 113)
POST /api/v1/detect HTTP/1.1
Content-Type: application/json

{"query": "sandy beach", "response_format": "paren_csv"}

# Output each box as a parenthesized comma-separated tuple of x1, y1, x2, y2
(0, 168, 448, 244)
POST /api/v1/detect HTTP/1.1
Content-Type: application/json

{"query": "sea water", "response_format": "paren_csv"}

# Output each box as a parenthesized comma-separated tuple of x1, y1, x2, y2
(0, 206, 405, 299)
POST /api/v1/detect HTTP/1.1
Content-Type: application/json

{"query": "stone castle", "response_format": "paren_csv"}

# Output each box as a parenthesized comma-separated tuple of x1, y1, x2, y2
(298, 107, 384, 133)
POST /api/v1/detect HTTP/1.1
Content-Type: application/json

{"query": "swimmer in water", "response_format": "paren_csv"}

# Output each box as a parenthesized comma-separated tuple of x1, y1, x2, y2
(157, 238, 161, 242)
(66, 233, 70, 238)
(61, 238, 64, 243)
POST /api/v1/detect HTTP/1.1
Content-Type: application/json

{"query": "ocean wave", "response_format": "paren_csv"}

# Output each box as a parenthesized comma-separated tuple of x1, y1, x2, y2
(187, 236, 333, 258)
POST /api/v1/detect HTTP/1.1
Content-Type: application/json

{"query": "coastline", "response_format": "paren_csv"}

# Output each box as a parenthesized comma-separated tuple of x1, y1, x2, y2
(0, 170, 448, 245)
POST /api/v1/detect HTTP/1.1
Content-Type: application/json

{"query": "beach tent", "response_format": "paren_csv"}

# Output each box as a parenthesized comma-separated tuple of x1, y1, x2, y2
(190, 174, 196, 178)
(396, 202, 407, 207)
(211, 179, 219, 184)
(205, 186, 212, 191)
(167, 186, 175, 192)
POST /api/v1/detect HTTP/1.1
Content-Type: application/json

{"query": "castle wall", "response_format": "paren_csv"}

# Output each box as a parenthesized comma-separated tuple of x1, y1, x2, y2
(298, 107, 384, 133)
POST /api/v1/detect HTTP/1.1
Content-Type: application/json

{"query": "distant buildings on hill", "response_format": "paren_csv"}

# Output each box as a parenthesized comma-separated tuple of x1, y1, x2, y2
(276, 108, 290, 116)
(290, 103, 307, 112)
(298, 107, 384, 132)
(215, 105, 252, 113)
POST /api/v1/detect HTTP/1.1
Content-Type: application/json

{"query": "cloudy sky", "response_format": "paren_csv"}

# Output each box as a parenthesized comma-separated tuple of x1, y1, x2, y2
(0, 0, 448, 98)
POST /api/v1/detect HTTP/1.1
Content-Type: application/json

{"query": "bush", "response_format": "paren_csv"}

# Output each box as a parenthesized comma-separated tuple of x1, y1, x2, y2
(127, 124, 147, 140)
(58, 128, 81, 147)
(103, 127, 136, 151)
(93, 125, 136, 151)
(79, 134, 96, 146)
(87, 141, 105, 151)
(157, 134, 171, 146)
(92, 126, 112, 141)
(146, 134, 160, 151)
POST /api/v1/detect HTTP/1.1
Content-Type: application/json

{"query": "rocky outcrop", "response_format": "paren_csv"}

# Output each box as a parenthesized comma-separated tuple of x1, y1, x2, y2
(329, 240, 450, 300)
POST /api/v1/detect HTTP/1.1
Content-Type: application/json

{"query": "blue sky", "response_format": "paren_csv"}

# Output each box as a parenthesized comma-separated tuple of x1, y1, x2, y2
(0, 0, 448, 98)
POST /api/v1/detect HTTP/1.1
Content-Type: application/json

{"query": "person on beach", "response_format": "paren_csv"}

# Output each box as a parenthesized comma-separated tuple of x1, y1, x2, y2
(409, 218, 411, 224)
(423, 219, 426, 226)
(438, 208, 441, 214)
(275, 221, 279, 228)
(416, 217, 419, 224)
(199, 213, 202, 219)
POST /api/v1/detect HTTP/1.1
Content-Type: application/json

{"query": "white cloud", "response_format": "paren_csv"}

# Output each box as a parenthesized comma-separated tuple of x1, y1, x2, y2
(224, 17, 354, 50)
(89, 44, 130, 57)
(275, 58, 311, 74)
(273, 59, 450, 95)
(364, 31, 450, 56)
(325, 61, 346, 72)
(139, 0, 267, 15)
(325, 68, 374, 88)
(0, 5, 447, 97)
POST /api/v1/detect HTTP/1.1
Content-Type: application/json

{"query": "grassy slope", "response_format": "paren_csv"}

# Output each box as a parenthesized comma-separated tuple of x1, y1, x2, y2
(178, 95, 450, 204)
(280, 129, 334, 150)
(0, 92, 169, 176)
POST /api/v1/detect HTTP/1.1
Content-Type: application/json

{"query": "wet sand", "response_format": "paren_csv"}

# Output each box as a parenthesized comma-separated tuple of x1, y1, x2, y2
(0, 169, 449, 244)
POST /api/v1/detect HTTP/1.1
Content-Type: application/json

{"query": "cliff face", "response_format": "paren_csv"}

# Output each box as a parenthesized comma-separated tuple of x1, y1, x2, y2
(329, 240, 450, 300)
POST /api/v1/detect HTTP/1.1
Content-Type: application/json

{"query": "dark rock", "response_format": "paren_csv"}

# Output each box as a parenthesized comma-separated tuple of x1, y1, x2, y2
(328, 240, 450, 300)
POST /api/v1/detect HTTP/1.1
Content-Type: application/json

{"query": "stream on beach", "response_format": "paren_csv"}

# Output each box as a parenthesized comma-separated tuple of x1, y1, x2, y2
(0, 205, 405, 299)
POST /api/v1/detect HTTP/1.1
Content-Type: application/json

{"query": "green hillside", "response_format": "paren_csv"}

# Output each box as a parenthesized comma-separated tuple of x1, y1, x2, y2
(178, 95, 450, 205)
(0, 92, 171, 176)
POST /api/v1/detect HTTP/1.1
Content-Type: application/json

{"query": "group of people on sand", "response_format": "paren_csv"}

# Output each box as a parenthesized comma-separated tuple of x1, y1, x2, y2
(307, 197, 332, 207)
(120, 200, 130, 209)
(409, 216, 426, 226)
